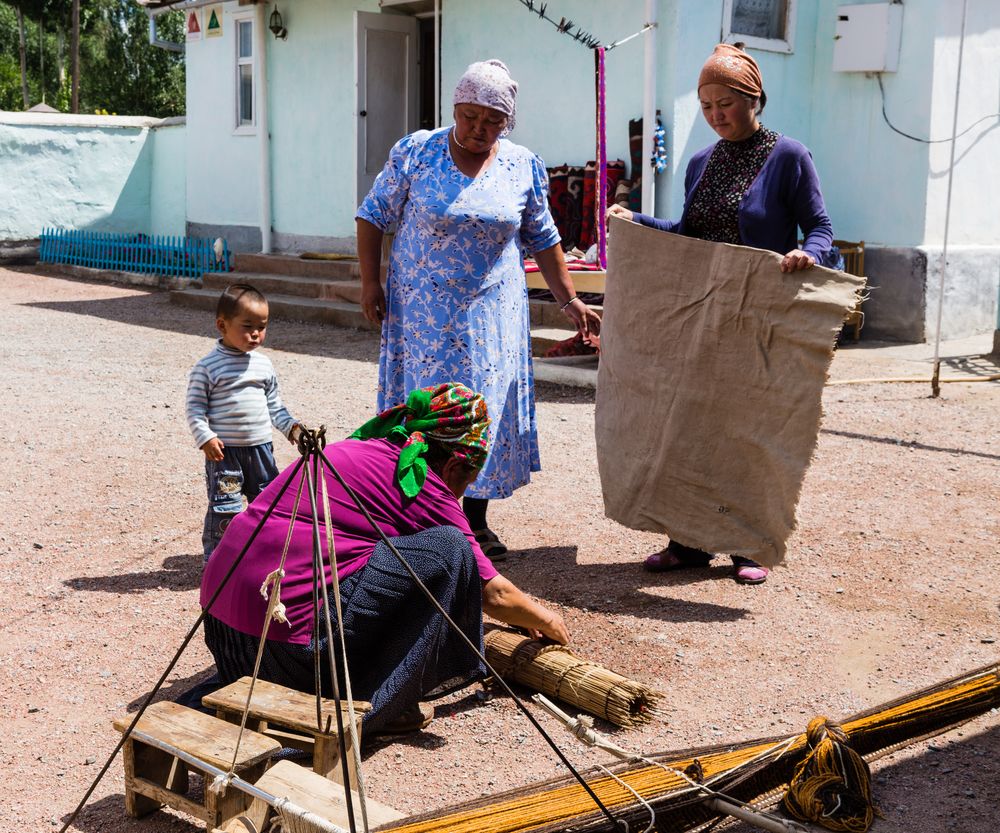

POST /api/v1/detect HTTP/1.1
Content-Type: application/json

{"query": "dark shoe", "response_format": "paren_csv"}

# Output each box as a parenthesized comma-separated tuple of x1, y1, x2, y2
(376, 702, 433, 735)
(732, 556, 769, 585)
(644, 541, 713, 572)
(473, 528, 508, 562)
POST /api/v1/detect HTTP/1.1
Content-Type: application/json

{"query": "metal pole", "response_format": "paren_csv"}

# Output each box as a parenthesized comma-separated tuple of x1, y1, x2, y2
(930, 0, 968, 397)
(257, 2, 273, 254)
(640, 0, 658, 215)
(434, 0, 441, 127)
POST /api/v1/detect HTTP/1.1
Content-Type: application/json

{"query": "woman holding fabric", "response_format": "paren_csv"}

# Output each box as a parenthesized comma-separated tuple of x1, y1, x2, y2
(199, 383, 568, 735)
(606, 44, 840, 585)
(356, 59, 600, 561)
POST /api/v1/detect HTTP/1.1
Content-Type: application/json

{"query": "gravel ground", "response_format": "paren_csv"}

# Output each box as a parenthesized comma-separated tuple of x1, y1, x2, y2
(1, 267, 998, 833)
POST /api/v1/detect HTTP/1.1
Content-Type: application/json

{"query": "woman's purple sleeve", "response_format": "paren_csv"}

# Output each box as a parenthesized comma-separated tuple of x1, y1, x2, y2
(792, 150, 834, 260)
(631, 212, 681, 234)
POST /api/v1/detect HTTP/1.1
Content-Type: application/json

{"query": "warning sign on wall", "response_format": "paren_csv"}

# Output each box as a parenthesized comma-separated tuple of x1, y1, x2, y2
(186, 9, 202, 42)
(205, 6, 223, 38)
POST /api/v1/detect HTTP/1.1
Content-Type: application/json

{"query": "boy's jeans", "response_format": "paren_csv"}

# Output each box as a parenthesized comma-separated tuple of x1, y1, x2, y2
(202, 442, 279, 562)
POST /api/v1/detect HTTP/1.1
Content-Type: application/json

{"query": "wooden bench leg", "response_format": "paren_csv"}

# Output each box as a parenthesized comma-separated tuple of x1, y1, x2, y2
(314, 725, 362, 785)
(313, 734, 340, 781)
(122, 737, 189, 818)
(204, 761, 269, 829)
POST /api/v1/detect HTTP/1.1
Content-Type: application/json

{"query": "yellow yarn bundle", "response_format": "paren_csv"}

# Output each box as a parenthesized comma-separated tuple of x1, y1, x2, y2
(782, 716, 878, 832)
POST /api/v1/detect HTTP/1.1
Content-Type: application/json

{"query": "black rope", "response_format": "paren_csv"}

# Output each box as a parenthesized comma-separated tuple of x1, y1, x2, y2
(58, 455, 308, 833)
(318, 447, 626, 831)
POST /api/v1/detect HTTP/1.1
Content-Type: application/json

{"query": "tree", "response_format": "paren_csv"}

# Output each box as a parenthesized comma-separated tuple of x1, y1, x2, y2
(15, 3, 28, 106)
(0, 0, 184, 116)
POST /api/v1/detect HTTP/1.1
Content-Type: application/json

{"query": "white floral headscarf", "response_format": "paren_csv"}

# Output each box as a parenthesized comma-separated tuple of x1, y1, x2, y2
(452, 59, 518, 135)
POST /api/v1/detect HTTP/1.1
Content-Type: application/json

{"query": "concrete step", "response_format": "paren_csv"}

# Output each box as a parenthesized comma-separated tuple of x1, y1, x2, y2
(171, 287, 376, 330)
(201, 272, 362, 304)
(533, 355, 599, 389)
(234, 253, 360, 280)
(530, 326, 588, 357)
(171, 288, 595, 381)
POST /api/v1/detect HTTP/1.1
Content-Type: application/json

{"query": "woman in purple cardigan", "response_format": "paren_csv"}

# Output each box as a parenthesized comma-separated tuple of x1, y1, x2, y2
(607, 43, 839, 585)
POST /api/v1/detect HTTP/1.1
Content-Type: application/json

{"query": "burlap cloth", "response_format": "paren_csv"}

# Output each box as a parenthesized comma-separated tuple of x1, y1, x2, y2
(596, 218, 866, 566)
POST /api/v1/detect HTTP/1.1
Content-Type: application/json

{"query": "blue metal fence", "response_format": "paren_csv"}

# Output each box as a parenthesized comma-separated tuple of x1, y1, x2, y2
(39, 229, 231, 278)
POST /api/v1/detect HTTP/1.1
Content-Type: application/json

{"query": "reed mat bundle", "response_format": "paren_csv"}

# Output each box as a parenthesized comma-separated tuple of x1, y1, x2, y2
(484, 627, 662, 728)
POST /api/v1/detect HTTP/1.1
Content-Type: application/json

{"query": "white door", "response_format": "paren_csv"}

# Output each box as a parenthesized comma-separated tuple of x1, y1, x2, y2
(356, 11, 419, 205)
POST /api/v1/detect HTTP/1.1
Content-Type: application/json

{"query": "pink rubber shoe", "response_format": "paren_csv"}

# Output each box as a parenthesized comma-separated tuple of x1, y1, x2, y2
(733, 559, 769, 585)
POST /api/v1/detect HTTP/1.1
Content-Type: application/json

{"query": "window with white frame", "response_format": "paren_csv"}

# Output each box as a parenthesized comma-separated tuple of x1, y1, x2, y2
(235, 17, 255, 131)
(722, 0, 796, 54)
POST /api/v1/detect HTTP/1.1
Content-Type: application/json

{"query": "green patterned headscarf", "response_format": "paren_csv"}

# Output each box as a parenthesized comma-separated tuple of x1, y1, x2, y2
(350, 383, 490, 498)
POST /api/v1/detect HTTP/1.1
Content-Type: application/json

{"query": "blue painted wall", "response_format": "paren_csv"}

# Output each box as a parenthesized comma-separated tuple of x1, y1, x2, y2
(184, 2, 263, 229)
(175, 0, 998, 257)
(0, 113, 185, 240)
(183, 0, 381, 240)
(151, 121, 187, 237)
(444, 0, 998, 250)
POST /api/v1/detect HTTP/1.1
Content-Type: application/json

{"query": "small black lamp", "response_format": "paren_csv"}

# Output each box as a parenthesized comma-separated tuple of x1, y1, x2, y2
(269, 5, 287, 40)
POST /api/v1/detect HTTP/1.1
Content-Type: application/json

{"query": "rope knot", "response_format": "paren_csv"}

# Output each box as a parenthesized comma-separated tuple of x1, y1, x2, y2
(260, 569, 288, 624)
(296, 425, 327, 456)
(209, 772, 234, 794)
(806, 716, 849, 748)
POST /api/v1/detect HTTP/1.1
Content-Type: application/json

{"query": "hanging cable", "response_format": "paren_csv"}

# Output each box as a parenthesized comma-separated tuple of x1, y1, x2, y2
(317, 453, 371, 833)
(876, 73, 998, 144)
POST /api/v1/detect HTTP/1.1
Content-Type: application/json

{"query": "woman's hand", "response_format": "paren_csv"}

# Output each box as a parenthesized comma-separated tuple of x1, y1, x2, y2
(606, 204, 634, 224)
(525, 608, 569, 645)
(533, 244, 602, 342)
(780, 249, 816, 273)
(562, 297, 601, 341)
(482, 575, 570, 645)
(360, 280, 386, 325)
(356, 218, 387, 325)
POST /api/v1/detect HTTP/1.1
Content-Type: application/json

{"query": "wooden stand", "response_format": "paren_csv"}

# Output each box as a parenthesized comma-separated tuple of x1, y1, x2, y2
(203, 677, 370, 785)
(525, 268, 606, 294)
(216, 759, 404, 833)
(112, 701, 280, 830)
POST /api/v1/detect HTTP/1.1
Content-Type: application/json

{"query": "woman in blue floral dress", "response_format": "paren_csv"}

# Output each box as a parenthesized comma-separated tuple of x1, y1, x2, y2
(356, 60, 599, 559)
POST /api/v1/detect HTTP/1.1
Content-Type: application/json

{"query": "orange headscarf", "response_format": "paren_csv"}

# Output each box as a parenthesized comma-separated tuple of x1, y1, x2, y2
(697, 43, 763, 98)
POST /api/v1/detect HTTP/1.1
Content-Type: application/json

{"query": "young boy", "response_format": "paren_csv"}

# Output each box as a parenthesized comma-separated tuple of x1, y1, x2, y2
(186, 283, 301, 562)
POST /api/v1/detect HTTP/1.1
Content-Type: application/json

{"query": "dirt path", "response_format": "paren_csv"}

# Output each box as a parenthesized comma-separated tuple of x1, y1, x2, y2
(1, 268, 997, 832)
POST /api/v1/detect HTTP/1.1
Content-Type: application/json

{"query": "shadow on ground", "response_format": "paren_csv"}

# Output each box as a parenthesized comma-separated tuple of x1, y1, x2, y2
(504, 545, 750, 623)
(820, 428, 1000, 462)
(21, 280, 381, 364)
(64, 793, 201, 833)
(21, 275, 600, 410)
(66, 554, 203, 594)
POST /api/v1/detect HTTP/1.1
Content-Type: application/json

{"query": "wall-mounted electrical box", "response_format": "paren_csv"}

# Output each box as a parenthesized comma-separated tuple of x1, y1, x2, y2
(832, 3, 904, 72)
